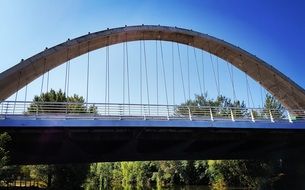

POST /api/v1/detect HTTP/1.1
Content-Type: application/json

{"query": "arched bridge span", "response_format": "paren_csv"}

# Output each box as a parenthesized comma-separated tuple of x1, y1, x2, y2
(1, 25, 305, 110)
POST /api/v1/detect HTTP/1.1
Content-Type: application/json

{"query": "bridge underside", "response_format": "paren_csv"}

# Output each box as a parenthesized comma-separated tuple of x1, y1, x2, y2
(2, 120, 305, 164)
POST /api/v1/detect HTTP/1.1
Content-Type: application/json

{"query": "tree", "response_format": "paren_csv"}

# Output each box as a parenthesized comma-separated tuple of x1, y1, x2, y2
(0, 132, 17, 187)
(176, 94, 246, 120)
(28, 89, 95, 114)
(0, 132, 11, 168)
(26, 89, 90, 190)
(263, 94, 285, 120)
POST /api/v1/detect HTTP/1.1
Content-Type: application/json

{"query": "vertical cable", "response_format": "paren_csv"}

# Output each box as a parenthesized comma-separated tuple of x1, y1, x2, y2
(193, 47, 203, 95)
(123, 42, 125, 106)
(208, 43, 220, 97)
(140, 41, 143, 106)
(155, 41, 159, 108)
(86, 42, 90, 103)
(67, 60, 70, 98)
(172, 42, 175, 105)
(46, 71, 49, 92)
(155, 41, 160, 115)
(216, 57, 220, 96)
(107, 46, 110, 109)
(177, 43, 186, 102)
(245, 73, 255, 107)
(143, 40, 150, 108)
(105, 44, 109, 113)
(245, 73, 250, 107)
(64, 48, 70, 97)
(226, 61, 236, 101)
(160, 41, 169, 107)
(201, 51, 205, 94)
(125, 40, 130, 107)
(13, 71, 21, 114)
(24, 84, 28, 101)
(24, 83, 28, 112)
(260, 84, 264, 108)
(257, 64, 264, 108)
(40, 58, 46, 95)
(187, 46, 190, 100)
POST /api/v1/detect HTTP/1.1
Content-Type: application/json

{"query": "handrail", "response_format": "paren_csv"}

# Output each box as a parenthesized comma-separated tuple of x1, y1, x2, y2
(0, 101, 304, 122)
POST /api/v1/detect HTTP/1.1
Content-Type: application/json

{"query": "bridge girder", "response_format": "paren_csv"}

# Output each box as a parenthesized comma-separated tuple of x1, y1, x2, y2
(1, 25, 305, 109)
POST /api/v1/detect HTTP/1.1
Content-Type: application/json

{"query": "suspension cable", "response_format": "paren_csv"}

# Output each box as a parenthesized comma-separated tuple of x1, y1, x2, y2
(187, 46, 190, 100)
(226, 60, 236, 101)
(201, 51, 206, 94)
(216, 57, 220, 96)
(193, 47, 203, 95)
(143, 40, 150, 108)
(40, 58, 46, 95)
(172, 42, 175, 105)
(156, 41, 159, 106)
(125, 39, 130, 106)
(86, 41, 90, 104)
(123, 42, 125, 106)
(64, 49, 68, 96)
(160, 41, 169, 106)
(245, 73, 255, 107)
(24, 84, 28, 101)
(257, 64, 264, 108)
(105, 43, 110, 112)
(107, 46, 110, 106)
(241, 55, 254, 107)
(208, 43, 220, 97)
(46, 70, 49, 92)
(68, 59, 71, 98)
(245, 73, 250, 107)
(140, 41, 143, 106)
(177, 43, 186, 102)
(23, 83, 28, 112)
(13, 71, 21, 114)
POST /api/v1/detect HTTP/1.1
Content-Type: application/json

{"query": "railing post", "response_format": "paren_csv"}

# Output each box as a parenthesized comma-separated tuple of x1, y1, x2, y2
(65, 102, 68, 115)
(143, 105, 146, 120)
(230, 108, 235, 122)
(187, 106, 192, 121)
(1, 102, 3, 115)
(36, 103, 39, 115)
(5, 102, 9, 115)
(167, 106, 170, 120)
(119, 104, 123, 120)
(250, 109, 255, 122)
(209, 107, 214, 121)
(269, 109, 275, 123)
(287, 110, 293, 123)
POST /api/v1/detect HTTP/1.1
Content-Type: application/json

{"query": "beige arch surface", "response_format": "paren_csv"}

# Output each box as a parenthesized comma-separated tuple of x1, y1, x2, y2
(1, 25, 305, 110)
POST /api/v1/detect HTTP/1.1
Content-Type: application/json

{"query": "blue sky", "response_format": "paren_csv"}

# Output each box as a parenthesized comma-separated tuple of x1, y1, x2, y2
(0, 0, 304, 106)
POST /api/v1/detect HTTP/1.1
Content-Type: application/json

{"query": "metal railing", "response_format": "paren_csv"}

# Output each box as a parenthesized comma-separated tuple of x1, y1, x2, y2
(0, 101, 305, 123)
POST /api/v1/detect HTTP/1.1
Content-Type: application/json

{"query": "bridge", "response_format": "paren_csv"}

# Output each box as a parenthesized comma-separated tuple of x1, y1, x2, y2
(0, 25, 305, 164)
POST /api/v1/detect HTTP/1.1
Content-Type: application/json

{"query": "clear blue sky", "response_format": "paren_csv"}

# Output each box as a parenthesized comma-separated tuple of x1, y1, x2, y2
(0, 0, 304, 106)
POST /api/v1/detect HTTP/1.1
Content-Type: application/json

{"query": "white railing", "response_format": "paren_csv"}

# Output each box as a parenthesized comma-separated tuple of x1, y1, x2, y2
(0, 101, 305, 122)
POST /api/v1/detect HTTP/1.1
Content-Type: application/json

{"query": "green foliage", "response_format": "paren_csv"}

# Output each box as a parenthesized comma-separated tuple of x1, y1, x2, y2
(49, 164, 89, 190)
(176, 94, 246, 119)
(207, 160, 276, 189)
(27, 89, 96, 114)
(0, 132, 16, 186)
(23, 90, 90, 190)
(264, 94, 285, 120)
(0, 132, 11, 168)
(84, 161, 209, 189)
(0, 165, 20, 186)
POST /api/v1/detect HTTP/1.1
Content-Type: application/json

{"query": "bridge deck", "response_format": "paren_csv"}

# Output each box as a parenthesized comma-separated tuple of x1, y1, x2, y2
(1, 116, 305, 129)
(1, 118, 305, 164)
